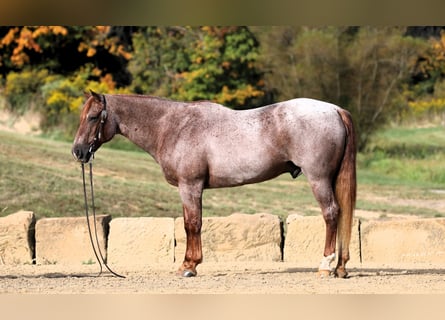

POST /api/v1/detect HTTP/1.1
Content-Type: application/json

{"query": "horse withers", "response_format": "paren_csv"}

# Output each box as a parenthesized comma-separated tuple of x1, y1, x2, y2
(72, 91, 356, 278)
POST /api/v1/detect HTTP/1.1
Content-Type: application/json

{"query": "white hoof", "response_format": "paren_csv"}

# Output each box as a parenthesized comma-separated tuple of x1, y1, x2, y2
(318, 253, 336, 273)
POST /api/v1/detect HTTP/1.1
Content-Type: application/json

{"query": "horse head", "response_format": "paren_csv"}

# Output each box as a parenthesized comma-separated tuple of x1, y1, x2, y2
(72, 90, 116, 163)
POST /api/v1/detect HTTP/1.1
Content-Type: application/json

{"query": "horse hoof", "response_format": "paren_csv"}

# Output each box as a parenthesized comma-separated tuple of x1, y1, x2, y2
(182, 270, 197, 277)
(334, 268, 348, 279)
(318, 269, 331, 278)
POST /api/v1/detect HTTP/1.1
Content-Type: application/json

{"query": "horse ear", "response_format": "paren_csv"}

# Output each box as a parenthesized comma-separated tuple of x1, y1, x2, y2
(89, 90, 102, 102)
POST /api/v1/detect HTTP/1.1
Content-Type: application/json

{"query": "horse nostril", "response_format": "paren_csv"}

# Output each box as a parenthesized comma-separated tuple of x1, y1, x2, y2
(72, 146, 82, 160)
(72, 144, 93, 163)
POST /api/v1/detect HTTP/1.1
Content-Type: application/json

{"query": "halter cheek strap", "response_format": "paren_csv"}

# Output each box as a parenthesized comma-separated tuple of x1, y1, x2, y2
(89, 94, 108, 154)
(98, 108, 107, 140)
(98, 94, 108, 138)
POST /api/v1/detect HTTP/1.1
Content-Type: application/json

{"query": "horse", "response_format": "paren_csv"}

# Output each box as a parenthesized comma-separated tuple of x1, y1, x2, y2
(72, 91, 356, 278)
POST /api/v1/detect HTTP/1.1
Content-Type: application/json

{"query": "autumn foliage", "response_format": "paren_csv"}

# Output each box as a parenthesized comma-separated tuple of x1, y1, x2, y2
(0, 26, 444, 148)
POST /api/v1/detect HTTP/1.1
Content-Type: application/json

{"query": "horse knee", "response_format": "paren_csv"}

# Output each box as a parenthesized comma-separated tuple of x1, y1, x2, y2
(184, 218, 201, 234)
(184, 222, 201, 234)
(322, 205, 339, 227)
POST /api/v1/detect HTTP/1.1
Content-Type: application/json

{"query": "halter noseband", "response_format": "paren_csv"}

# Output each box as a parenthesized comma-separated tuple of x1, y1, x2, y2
(89, 93, 108, 155)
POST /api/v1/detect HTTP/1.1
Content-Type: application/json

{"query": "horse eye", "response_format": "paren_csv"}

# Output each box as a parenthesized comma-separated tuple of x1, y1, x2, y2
(88, 115, 99, 122)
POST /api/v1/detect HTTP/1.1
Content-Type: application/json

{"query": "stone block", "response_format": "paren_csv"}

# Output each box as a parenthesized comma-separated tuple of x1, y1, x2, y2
(283, 214, 361, 267)
(0, 211, 35, 264)
(175, 213, 282, 262)
(107, 217, 175, 266)
(360, 218, 445, 266)
(35, 215, 111, 265)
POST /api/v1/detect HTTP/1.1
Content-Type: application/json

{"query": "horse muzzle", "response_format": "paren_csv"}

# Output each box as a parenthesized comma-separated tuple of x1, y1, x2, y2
(72, 143, 94, 163)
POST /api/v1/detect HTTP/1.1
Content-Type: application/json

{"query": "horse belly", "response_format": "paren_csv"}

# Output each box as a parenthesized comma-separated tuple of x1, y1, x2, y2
(206, 147, 286, 188)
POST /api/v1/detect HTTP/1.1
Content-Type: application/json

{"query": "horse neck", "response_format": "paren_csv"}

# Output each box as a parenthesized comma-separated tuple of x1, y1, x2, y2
(109, 94, 181, 159)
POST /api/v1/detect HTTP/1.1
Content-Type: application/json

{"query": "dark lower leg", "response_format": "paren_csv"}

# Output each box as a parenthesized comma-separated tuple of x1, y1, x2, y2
(334, 244, 350, 278)
(177, 184, 204, 277)
(179, 226, 202, 276)
(319, 219, 337, 274)
(312, 183, 339, 275)
(308, 179, 339, 275)
(177, 188, 203, 277)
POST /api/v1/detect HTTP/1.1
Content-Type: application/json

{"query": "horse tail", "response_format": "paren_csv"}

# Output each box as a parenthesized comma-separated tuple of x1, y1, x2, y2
(335, 108, 357, 269)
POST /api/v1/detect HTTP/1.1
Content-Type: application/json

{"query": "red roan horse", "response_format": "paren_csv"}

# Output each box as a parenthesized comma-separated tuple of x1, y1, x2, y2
(72, 91, 356, 278)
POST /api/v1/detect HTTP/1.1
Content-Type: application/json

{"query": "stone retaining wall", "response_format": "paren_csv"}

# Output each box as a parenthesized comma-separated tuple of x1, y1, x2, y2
(1, 210, 445, 268)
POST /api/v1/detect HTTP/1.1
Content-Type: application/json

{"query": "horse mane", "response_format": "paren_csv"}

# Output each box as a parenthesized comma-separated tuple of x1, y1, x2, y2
(108, 93, 221, 108)
(109, 93, 175, 102)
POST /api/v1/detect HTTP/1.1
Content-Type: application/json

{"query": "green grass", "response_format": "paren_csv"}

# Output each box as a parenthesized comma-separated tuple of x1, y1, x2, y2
(366, 126, 445, 155)
(1, 125, 444, 220)
(356, 125, 445, 218)
(361, 125, 445, 186)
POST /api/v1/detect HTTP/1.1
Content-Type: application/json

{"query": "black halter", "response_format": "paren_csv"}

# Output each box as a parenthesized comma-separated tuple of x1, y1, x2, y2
(81, 93, 124, 278)
(89, 94, 108, 155)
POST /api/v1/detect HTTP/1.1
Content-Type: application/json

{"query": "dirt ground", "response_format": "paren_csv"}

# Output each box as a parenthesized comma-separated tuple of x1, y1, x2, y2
(1, 261, 445, 294)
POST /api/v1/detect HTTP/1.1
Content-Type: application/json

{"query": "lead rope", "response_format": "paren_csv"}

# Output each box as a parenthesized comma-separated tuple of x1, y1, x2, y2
(81, 162, 125, 278)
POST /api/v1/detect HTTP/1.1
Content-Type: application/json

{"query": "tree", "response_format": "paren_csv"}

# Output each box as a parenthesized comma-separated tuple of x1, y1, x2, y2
(175, 26, 264, 108)
(253, 26, 426, 150)
(405, 30, 445, 123)
(344, 27, 426, 148)
(127, 26, 191, 96)
(0, 26, 136, 138)
(128, 26, 265, 108)
(0, 26, 134, 87)
(247, 26, 301, 104)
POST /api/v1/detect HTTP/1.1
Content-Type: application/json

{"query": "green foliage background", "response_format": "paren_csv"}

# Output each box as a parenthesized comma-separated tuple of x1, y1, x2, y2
(1, 26, 445, 149)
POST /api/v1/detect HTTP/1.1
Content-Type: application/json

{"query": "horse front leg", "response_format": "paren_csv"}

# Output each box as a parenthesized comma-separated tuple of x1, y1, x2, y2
(177, 182, 203, 277)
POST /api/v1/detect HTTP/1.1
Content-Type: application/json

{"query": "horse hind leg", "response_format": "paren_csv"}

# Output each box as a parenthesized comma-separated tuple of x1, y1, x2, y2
(308, 178, 340, 277)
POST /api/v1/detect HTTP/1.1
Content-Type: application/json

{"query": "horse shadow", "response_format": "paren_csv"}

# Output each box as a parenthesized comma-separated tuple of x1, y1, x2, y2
(258, 267, 445, 278)
(0, 271, 119, 280)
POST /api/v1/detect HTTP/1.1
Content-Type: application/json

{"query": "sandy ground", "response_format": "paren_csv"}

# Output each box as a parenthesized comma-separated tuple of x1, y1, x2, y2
(1, 261, 445, 294)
